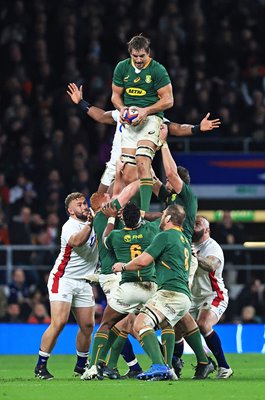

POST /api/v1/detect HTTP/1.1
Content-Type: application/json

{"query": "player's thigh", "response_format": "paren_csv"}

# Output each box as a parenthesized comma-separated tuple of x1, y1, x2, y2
(100, 164, 116, 187)
(145, 290, 191, 327)
(136, 116, 162, 146)
(72, 305, 95, 330)
(115, 313, 136, 334)
(50, 301, 72, 326)
(175, 312, 198, 336)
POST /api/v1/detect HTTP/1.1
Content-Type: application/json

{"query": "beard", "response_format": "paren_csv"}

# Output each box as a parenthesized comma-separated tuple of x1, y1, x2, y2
(192, 229, 204, 243)
(75, 212, 88, 222)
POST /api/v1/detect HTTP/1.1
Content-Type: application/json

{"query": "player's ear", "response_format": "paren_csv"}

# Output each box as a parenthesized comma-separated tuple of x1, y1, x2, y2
(165, 215, 171, 223)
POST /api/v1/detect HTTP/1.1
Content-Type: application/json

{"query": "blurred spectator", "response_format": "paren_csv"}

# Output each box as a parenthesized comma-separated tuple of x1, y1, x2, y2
(0, 302, 23, 323)
(45, 212, 60, 245)
(0, 286, 8, 318)
(0, 211, 10, 245)
(4, 268, 34, 320)
(9, 206, 33, 265)
(27, 302, 51, 324)
(0, 211, 10, 282)
(9, 173, 38, 216)
(214, 211, 245, 245)
(0, 173, 10, 214)
(236, 278, 265, 320)
(235, 305, 263, 324)
(213, 210, 245, 284)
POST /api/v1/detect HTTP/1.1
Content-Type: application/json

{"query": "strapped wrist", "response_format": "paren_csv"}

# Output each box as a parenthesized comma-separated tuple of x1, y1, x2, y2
(191, 124, 201, 135)
(140, 210, 146, 219)
(108, 217, 115, 225)
(121, 263, 127, 271)
(78, 99, 91, 112)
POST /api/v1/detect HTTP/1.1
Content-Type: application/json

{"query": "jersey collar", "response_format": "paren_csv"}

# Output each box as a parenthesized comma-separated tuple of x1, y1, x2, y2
(131, 57, 152, 72)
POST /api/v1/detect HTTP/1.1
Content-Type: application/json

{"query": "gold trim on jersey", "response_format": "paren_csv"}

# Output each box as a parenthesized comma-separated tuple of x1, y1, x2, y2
(161, 261, 171, 270)
(170, 226, 183, 232)
(131, 57, 152, 70)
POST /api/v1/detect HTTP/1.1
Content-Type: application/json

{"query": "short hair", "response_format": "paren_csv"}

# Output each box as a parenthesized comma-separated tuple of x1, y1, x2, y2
(90, 192, 106, 212)
(122, 202, 141, 228)
(177, 166, 190, 185)
(127, 35, 150, 53)
(65, 192, 85, 212)
(165, 204, 186, 226)
(196, 214, 210, 229)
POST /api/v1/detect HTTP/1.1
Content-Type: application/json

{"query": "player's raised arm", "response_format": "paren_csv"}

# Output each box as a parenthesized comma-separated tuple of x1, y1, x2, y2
(161, 142, 183, 194)
(167, 112, 221, 137)
(67, 83, 115, 125)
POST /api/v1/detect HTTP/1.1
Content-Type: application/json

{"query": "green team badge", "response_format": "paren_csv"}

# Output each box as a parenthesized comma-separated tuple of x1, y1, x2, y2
(145, 75, 152, 83)
(124, 234, 131, 243)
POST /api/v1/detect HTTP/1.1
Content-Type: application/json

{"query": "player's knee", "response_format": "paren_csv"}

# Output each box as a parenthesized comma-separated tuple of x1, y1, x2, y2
(51, 318, 67, 333)
(197, 319, 211, 334)
(80, 321, 94, 334)
(122, 170, 137, 185)
(134, 307, 160, 333)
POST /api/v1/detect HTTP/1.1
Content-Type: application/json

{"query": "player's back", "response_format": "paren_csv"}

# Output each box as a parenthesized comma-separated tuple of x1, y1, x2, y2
(105, 221, 158, 283)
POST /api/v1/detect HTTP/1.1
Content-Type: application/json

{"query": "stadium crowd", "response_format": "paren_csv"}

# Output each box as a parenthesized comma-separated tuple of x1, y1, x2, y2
(0, 0, 265, 325)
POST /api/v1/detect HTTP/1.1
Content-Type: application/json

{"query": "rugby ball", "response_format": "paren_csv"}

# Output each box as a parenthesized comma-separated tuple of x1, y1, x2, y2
(123, 107, 139, 125)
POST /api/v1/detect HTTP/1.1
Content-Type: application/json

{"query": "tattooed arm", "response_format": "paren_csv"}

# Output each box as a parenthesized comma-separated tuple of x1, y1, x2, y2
(197, 254, 221, 272)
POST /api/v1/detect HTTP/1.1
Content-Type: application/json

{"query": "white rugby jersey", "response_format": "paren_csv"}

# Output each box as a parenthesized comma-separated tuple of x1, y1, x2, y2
(192, 237, 228, 300)
(106, 110, 122, 169)
(50, 217, 98, 287)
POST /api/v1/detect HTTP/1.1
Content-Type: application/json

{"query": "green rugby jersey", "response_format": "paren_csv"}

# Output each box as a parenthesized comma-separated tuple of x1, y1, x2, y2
(104, 220, 159, 284)
(93, 198, 123, 275)
(145, 227, 191, 297)
(113, 58, 171, 119)
(158, 182, 197, 244)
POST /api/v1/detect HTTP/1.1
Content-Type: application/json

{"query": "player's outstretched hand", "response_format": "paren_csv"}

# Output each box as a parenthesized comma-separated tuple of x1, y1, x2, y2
(67, 83, 82, 104)
(200, 112, 221, 131)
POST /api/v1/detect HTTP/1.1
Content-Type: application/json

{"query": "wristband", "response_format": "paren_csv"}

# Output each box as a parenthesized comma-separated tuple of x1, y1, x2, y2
(121, 263, 127, 272)
(140, 210, 145, 219)
(78, 99, 91, 112)
(162, 142, 168, 149)
(191, 124, 201, 135)
(108, 217, 115, 225)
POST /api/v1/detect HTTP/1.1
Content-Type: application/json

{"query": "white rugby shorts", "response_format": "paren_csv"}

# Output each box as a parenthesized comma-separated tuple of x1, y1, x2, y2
(143, 290, 191, 327)
(109, 281, 157, 314)
(189, 292, 229, 321)
(47, 275, 95, 307)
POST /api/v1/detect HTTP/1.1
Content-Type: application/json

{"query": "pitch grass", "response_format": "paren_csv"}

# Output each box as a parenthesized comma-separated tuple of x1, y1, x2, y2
(0, 354, 264, 400)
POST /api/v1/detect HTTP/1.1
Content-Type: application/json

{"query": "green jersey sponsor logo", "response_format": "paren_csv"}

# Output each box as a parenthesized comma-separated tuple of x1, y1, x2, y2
(126, 87, 146, 96)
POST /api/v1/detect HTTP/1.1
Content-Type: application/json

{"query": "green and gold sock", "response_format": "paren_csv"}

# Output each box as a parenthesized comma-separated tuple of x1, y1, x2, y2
(184, 327, 208, 364)
(161, 327, 175, 368)
(140, 178, 153, 212)
(107, 331, 128, 369)
(140, 329, 165, 365)
(89, 331, 109, 366)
